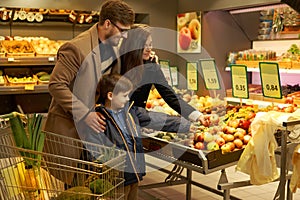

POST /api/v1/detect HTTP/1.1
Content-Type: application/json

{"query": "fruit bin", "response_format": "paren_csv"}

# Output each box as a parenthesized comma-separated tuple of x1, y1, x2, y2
(0, 126, 126, 200)
(142, 132, 243, 174)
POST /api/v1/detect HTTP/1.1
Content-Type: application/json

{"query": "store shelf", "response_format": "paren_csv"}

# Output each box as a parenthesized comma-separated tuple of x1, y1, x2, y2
(0, 57, 56, 66)
(225, 66, 300, 73)
(0, 84, 48, 95)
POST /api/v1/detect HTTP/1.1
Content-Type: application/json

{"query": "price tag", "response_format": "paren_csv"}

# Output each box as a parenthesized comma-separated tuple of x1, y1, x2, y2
(8, 57, 15, 62)
(259, 62, 282, 99)
(199, 59, 220, 90)
(170, 66, 178, 86)
(25, 84, 35, 90)
(186, 62, 198, 91)
(48, 57, 55, 62)
(230, 64, 249, 99)
(159, 60, 172, 86)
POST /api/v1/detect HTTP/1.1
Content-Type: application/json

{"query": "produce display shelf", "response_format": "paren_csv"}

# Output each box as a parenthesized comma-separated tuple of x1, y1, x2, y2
(225, 66, 300, 74)
(0, 57, 56, 66)
(142, 133, 243, 174)
(141, 133, 244, 200)
(0, 84, 48, 95)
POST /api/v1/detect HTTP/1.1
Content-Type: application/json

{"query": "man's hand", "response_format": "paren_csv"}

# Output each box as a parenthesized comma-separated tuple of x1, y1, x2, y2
(83, 111, 106, 132)
(197, 115, 210, 127)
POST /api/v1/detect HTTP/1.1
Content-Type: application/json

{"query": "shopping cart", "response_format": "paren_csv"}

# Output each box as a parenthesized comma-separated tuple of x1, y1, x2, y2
(0, 123, 126, 200)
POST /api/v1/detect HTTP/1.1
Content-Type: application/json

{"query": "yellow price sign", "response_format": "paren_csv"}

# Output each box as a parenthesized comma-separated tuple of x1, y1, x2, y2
(186, 62, 198, 91)
(25, 84, 35, 90)
(199, 59, 220, 90)
(230, 65, 249, 99)
(159, 60, 172, 86)
(259, 62, 282, 99)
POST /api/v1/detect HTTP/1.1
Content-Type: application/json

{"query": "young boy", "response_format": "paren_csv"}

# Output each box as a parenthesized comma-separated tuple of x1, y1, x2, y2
(89, 73, 192, 200)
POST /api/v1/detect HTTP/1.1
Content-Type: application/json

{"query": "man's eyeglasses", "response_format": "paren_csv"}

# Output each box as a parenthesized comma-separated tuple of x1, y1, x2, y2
(110, 20, 130, 37)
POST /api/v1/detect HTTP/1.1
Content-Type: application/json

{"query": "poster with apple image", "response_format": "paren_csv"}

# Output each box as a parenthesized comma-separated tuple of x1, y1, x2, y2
(177, 11, 201, 53)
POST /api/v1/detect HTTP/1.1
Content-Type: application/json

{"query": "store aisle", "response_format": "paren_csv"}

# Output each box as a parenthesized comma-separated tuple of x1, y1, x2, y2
(138, 155, 300, 200)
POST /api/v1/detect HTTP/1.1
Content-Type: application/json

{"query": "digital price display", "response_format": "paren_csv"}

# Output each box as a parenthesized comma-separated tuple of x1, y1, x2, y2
(259, 62, 282, 99)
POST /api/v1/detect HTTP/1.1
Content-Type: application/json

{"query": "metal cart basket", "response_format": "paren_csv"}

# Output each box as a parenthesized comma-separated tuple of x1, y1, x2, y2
(0, 126, 126, 200)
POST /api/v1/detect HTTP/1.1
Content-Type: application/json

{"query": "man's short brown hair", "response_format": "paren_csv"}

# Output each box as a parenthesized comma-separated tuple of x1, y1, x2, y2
(99, 0, 135, 26)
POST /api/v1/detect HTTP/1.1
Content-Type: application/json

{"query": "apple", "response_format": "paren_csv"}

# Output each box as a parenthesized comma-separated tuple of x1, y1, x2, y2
(224, 126, 236, 135)
(283, 106, 294, 113)
(216, 137, 226, 147)
(194, 142, 205, 150)
(146, 101, 153, 109)
(209, 114, 220, 126)
(177, 17, 187, 31)
(234, 131, 245, 140)
(179, 27, 192, 50)
(224, 134, 235, 142)
(243, 135, 252, 145)
(177, 13, 186, 18)
(206, 141, 219, 151)
(228, 119, 240, 128)
(221, 142, 235, 153)
(238, 119, 251, 130)
(188, 18, 201, 41)
(233, 138, 243, 149)
(194, 132, 204, 142)
(204, 132, 214, 143)
(246, 111, 256, 120)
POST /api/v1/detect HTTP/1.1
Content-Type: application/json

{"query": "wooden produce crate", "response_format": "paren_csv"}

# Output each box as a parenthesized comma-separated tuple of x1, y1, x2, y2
(2, 40, 35, 57)
(6, 75, 37, 86)
(291, 61, 300, 69)
(235, 60, 260, 68)
(0, 75, 6, 86)
(31, 40, 65, 57)
(0, 42, 6, 57)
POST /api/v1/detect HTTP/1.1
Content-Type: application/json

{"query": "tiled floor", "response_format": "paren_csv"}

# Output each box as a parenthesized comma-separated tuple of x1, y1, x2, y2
(138, 155, 300, 200)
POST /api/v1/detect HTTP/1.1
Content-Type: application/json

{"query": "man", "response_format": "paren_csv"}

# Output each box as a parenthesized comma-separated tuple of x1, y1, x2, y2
(43, 0, 135, 185)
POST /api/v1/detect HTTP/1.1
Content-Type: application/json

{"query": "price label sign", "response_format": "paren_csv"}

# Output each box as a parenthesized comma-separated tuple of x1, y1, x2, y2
(25, 84, 35, 91)
(159, 60, 172, 86)
(199, 59, 220, 90)
(170, 66, 178, 86)
(259, 62, 282, 99)
(230, 64, 249, 99)
(186, 62, 198, 91)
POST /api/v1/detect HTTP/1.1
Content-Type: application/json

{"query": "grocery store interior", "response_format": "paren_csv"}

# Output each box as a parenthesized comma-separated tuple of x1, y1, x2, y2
(1, 0, 300, 199)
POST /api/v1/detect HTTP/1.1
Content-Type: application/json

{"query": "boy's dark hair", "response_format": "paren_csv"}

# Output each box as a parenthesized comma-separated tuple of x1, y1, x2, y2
(99, 0, 135, 26)
(98, 73, 133, 104)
